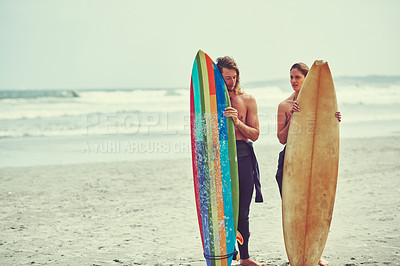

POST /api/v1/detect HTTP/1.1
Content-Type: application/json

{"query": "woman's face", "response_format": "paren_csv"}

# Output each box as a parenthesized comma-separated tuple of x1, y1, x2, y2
(290, 68, 306, 92)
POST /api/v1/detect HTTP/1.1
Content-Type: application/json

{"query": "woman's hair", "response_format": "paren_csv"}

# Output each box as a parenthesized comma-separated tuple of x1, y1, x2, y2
(216, 56, 242, 95)
(290, 62, 309, 77)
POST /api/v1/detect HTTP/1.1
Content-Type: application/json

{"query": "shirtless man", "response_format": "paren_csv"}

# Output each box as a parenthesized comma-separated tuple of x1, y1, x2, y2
(217, 56, 265, 266)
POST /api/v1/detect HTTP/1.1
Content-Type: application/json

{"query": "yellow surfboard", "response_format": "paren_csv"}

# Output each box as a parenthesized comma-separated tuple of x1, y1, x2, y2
(282, 60, 339, 266)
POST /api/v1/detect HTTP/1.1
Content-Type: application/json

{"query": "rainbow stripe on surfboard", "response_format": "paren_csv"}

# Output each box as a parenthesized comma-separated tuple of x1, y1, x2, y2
(190, 50, 239, 266)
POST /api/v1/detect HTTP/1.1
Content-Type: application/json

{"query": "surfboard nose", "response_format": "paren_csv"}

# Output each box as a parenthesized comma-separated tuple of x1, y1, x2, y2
(315, 60, 327, 65)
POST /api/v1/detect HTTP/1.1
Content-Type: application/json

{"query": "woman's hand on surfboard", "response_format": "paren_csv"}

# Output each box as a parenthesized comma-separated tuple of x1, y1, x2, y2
(289, 101, 300, 115)
(335, 111, 342, 122)
(223, 107, 239, 125)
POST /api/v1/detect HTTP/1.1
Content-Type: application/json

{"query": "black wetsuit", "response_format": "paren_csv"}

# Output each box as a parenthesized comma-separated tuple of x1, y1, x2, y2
(275, 146, 286, 198)
(236, 140, 263, 260)
(276, 116, 290, 198)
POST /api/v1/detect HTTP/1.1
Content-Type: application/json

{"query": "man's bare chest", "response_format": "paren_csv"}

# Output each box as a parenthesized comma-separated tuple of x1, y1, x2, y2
(230, 98, 247, 122)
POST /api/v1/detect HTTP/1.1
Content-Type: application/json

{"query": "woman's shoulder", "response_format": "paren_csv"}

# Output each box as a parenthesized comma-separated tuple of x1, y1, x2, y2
(278, 95, 294, 108)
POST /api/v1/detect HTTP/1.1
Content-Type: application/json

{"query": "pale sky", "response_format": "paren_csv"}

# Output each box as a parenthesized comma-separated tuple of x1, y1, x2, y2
(0, 0, 399, 90)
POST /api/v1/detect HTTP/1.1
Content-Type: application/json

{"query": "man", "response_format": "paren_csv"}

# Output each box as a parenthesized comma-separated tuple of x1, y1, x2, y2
(217, 56, 265, 266)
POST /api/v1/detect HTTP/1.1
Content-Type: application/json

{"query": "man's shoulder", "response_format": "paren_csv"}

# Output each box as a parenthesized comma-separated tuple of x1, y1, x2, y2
(240, 92, 256, 102)
(238, 92, 257, 110)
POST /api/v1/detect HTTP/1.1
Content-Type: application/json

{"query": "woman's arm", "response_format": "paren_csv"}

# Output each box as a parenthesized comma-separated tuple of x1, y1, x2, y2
(277, 101, 299, 144)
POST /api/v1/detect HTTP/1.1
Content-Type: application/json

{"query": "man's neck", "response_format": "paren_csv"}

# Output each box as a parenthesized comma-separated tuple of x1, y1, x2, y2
(228, 91, 236, 100)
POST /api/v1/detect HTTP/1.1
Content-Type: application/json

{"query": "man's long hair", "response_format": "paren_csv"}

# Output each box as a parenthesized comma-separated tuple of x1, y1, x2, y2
(216, 56, 243, 95)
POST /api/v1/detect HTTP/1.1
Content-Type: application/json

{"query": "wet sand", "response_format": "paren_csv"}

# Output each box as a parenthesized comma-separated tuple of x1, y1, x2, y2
(0, 136, 399, 265)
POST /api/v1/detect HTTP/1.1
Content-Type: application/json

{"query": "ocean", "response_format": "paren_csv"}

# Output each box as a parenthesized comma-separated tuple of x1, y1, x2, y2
(1, 76, 399, 167)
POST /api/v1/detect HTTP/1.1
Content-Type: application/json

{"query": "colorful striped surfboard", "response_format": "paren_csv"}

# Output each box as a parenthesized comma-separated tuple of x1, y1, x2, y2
(190, 50, 239, 266)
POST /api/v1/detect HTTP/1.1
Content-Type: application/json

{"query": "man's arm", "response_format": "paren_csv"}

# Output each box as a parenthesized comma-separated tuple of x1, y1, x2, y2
(224, 95, 260, 142)
(239, 95, 259, 141)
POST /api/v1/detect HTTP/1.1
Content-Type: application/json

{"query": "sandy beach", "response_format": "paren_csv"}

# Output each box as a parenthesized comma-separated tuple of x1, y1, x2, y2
(1, 136, 399, 265)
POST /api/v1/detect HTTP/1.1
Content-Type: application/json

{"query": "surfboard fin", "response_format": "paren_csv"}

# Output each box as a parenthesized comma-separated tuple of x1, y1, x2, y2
(236, 231, 244, 245)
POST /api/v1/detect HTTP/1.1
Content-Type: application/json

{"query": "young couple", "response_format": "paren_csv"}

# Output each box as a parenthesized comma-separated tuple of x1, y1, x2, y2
(217, 57, 341, 266)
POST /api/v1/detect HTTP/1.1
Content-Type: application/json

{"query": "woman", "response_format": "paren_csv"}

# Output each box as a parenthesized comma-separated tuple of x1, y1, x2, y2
(275, 62, 341, 266)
